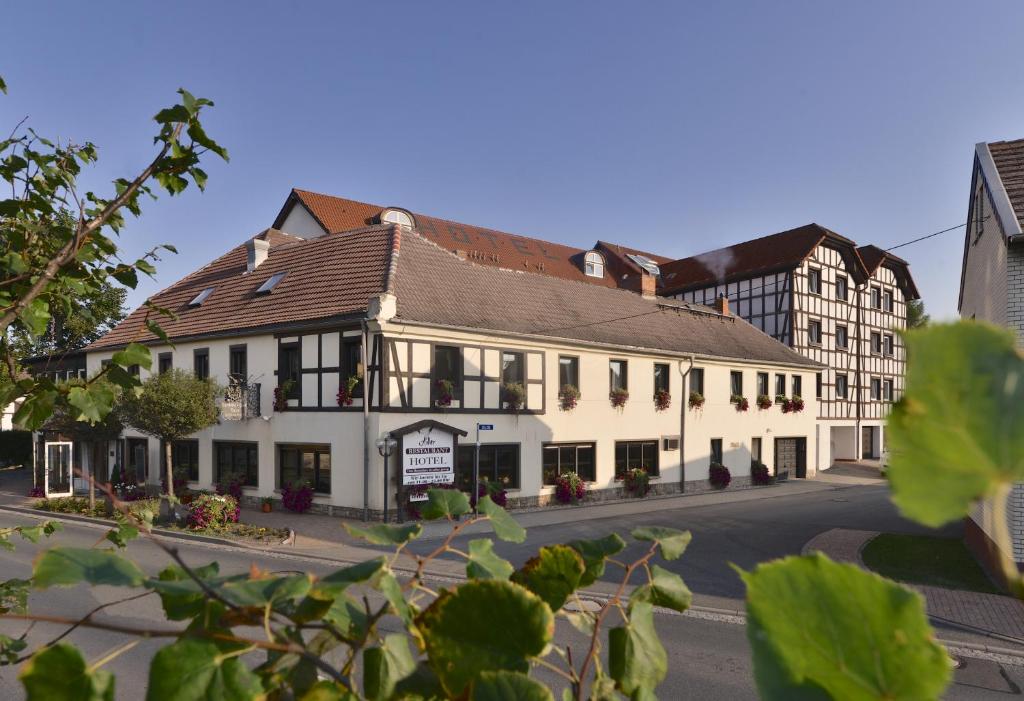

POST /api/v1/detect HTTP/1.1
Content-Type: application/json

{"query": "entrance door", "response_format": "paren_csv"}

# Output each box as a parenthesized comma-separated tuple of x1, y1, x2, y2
(126, 438, 148, 484)
(861, 427, 874, 459)
(775, 437, 808, 479)
(44, 442, 73, 497)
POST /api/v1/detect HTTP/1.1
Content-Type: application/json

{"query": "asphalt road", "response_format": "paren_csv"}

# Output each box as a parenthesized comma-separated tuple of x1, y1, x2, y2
(0, 507, 1018, 700)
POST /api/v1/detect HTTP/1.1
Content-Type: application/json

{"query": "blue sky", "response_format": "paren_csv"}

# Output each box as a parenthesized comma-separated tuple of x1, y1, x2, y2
(5, 1, 1024, 319)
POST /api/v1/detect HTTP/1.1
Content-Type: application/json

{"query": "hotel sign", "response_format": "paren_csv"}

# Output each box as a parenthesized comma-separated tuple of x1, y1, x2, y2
(402, 427, 455, 486)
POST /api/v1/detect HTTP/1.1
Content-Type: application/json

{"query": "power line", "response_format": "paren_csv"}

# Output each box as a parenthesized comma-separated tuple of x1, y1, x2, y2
(884, 222, 966, 252)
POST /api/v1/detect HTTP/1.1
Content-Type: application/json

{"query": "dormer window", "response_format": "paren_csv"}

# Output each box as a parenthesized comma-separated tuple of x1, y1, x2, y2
(256, 271, 287, 294)
(584, 251, 605, 278)
(188, 287, 215, 307)
(381, 208, 415, 229)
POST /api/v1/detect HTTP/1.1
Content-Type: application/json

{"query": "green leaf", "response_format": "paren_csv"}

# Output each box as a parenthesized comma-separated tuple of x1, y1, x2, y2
(478, 495, 526, 543)
(221, 573, 312, 607)
(420, 488, 471, 520)
(568, 533, 626, 587)
(20, 297, 50, 337)
(629, 564, 692, 613)
(13, 390, 58, 430)
(417, 579, 554, 697)
(105, 520, 140, 549)
(363, 634, 416, 701)
(392, 663, 446, 700)
(741, 553, 951, 700)
(345, 522, 422, 546)
(378, 568, 414, 626)
(146, 638, 264, 701)
(472, 671, 554, 700)
(466, 538, 514, 580)
(67, 382, 116, 424)
(888, 323, 1024, 526)
(0, 578, 30, 614)
(631, 526, 692, 561)
(319, 558, 386, 593)
(300, 681, 359, 700)
(21, 643, 114, 701)
(511, 545, 585, 612)
(111, 342, 152, 371)
(149, 562, 221, 620)
(608, 602, 667, 697)
(34, 547, 145, 588)
(18, 521, 62, 544)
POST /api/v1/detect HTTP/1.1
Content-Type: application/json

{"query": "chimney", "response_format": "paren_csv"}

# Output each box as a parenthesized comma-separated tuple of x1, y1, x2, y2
(640, 271, 657, 299)
(247, 238, 270, 272)
(714, 295, 730, 316)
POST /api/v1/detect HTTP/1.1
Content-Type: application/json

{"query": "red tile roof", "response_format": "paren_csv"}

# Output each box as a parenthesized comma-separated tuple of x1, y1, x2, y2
(989, 139, 1024, 231)
(857, 245, 919, 299)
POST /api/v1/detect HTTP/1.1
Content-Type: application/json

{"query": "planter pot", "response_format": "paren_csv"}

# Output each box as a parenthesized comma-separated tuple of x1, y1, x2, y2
(262, 503, 272, 513)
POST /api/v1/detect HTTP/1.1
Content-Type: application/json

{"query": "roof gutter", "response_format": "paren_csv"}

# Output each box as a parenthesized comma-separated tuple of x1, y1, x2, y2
(976, 142, 1023, 239)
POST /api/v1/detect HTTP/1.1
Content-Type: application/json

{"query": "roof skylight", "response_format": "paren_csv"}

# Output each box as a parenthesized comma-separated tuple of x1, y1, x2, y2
(188, 287, 215, 307)
(256, 271, 287, 294)
(627, 254, 661, 276)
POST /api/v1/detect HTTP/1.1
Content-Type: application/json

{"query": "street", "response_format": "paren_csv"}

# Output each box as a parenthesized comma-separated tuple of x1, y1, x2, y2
(0, 485, 1021, 699)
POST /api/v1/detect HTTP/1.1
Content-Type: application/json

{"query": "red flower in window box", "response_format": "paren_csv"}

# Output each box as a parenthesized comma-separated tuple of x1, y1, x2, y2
(731, 395, 749, 412)
(756, 394, 773, 410)
(559, 384, 580, 411)
(337, 375, 361, 407)
(654, 389, 671, 412)
(434, 379, 454, 408)
(688, 391, 705, 409)
(609, 388, 629, 409)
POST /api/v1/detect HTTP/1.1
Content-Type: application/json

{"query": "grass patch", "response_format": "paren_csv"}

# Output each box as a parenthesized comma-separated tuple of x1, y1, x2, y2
(861, 533, 1002, 595)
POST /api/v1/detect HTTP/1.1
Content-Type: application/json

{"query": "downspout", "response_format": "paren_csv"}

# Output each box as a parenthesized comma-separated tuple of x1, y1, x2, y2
(855, 285, 863, 459)
(677, 355, 695, 493)
(361, 318, 370, 522)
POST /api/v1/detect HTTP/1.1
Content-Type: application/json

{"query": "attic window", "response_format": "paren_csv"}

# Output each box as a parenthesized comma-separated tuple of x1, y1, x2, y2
(626, 253, 661, 276)
(584, 251, 605, 278)
(381, 208, 415, 229)
(188, 287, 215, 307)
(256, 271, 287, 294)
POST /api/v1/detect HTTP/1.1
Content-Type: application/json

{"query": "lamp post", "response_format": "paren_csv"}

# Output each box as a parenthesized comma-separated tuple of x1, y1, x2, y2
(375, 434, 397, 523)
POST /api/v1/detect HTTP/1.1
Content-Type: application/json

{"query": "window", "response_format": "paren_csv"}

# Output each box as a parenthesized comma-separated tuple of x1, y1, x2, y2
(816, 372, 822, 399)
(836, 325, 848, 349)
(256, 271, 287, 294)
(808, 268, 822, 295)
(342, 339, 363, 397)
(584, 251, 605, 278)
(870, 286, 881, 309)
(883, 290, 894, 313)
(792, 375, 802, 398)
(775, 373, 786, 397)
(836, 275, 848, 302)
(870, 377, 881, 400)
(883, 379, 894, 401)
(710, 438, 723, 465)
(757, 372, 768, 397)
(654, 364, 670, 395)
(193, 348, 210, 380)
(432, 345, 461, 402)
(279, 444, 330, 494)
(214, 441, 258, 487)
(456, 444, 520, 490)
(158, 352, 173, 374)
(836, 374, 848, 399)
(128, 364, 140, 377)
(615, 440, 660, 478)
(542, 443, 596, 484)
(730, 371, 743, 398)
(559, 356, 579, 390)
(126, 438, 148, 482)
(381, 208, 414, 228)
(278, 343, 300, 399)
(751, 437, 762, 464)
(188, 287, 215, 307)
(502, 351, 524, 386)
(808, 319, 822, 345)
(883, 334, 894, 356)
(870, 332, 882, 355)
(164, 439, 199, 482)
(689, 368, 704, 396)
(229, 344, 247, 385)
(609, 359, 628, 392)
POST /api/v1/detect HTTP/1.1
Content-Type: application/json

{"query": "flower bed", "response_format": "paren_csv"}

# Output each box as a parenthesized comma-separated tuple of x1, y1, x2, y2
(709, 463, 731, 489)
(282, 482, 314, 513)
(554, 472, 586, 504)
(33, 497, 106, 518)
(622, 467, 650, 497)
(187, 493, 239, 530)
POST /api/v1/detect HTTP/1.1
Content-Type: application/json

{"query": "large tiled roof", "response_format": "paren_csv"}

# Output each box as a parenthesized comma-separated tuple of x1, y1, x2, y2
(989, 139, 1024, 231)
(277, 189, 623, 288)
(89, 226, 394, 349)
(392, 231, 818, 367)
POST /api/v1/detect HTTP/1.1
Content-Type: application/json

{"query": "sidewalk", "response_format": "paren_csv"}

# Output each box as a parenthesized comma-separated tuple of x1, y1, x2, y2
(803, 528, 1024, 645)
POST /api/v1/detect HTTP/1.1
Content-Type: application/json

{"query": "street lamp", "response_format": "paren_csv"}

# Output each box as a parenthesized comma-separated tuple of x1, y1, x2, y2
(375, 434, 398, 523)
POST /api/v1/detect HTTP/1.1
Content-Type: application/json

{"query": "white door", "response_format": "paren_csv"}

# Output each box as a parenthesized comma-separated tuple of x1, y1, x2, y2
(44, 442, 73, 497)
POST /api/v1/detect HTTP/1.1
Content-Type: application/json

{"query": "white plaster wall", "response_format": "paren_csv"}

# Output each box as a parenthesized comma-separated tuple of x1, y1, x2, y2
(278, 203, 327, 239)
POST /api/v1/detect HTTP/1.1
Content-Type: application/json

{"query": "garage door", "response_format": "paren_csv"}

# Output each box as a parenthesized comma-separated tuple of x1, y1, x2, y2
(775, 437, 807, 478)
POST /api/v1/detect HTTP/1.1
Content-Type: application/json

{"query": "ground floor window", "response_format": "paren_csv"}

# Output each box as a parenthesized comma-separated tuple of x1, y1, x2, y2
(614, 440, 659, 478)
(278, 444, 331, 494)
(455, 444, 520, 490)
(710, 438, 723, 465)
(164, 439, 199, 482)
(215, 441, 258, 488)
(125, 438, 148, 483)
(751, 437, 762, 464)
(542, 443, 596, 484)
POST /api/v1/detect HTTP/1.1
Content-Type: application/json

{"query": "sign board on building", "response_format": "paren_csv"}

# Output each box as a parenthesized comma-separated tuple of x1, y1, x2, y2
(477, 424, 494, 431)
(401, 427, 455, 486)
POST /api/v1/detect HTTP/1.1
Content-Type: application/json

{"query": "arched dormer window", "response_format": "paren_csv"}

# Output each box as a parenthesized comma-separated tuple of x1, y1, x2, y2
(381, 208, 415, 229)
(584, 251, 605, 278)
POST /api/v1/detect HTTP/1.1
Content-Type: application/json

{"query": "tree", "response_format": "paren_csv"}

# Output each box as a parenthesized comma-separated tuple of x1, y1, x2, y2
(118, 370, 219, 499)
(906, 298, 929, 328)
(0, 73, 226, 431)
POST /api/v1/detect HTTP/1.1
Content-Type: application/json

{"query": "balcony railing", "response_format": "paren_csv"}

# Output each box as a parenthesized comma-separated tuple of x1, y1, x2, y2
(221, 382, 261, 420)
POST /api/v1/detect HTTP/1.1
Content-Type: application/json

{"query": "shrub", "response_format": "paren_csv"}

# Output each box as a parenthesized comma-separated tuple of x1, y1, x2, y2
(559, 384, 580, 411)
(609, 388, 629, 409)
(756, 394, 773, 410)
(34, 497, 104, 517)
(470, 480, 508, 509)
(282, 481, 314, 513)
(709, 463, 731, 489)
(405, 482, 458, 519)
(501, 382, 525, 411)
(751, 461, 772, 485)
(731, 395, 749, 412)
(273, 380, 294, 412)
(115, 483, 147, 502)
(216, 475, 244, 501)
(434, 379, 454, 408)
(623, 467, 650, 497)
(688, 391, 705, 409)
(28, 486, 44, 498)
(187, 493, 239, 530)
(654, 389, 671, 412)
(554, 472, 586, 504)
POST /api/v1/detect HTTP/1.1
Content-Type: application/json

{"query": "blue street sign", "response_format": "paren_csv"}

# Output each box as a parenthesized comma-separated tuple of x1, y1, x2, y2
(477, 423, 494, 431)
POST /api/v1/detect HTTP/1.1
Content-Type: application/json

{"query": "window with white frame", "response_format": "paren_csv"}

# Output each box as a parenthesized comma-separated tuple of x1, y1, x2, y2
(584, 251, 605, 278)
(808, 268, 822, 295)
(808, 319, 822, 345)
(836, 374, 848, 399)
